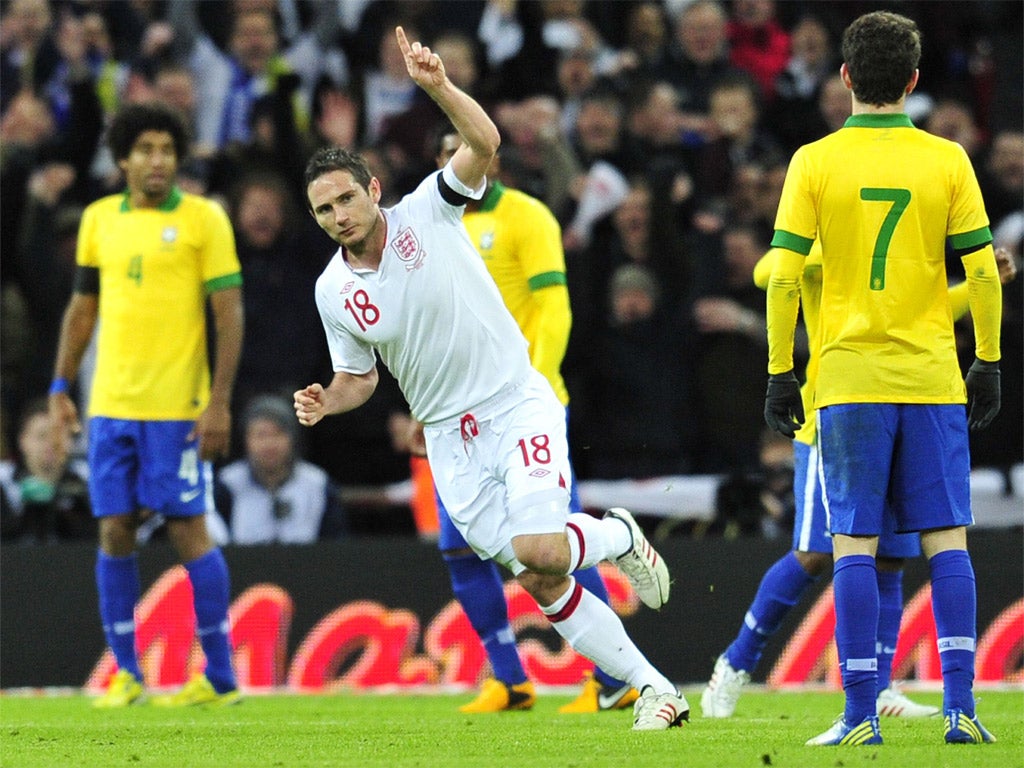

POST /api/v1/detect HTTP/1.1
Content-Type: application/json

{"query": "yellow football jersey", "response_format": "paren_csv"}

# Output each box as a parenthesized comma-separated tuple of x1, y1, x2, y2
(77, 188, 242, 420)
(770, 113, 998, 406)
(463, 182, 571, 405)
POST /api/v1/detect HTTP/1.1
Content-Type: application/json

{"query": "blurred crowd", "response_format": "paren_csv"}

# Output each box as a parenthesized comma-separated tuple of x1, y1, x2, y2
(1, 0, 1021, 544)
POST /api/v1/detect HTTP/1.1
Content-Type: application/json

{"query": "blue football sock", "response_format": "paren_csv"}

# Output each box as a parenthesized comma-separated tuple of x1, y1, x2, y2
(96, 551, 142, 680)
(725, 551, 815, 673)
(185, 548, 237, 693)
(833, 554, 878, 724)
(445, 553, 527, 685)
(929, 549, 976, 715)
(875, 568, 903, 694)
(573, 566, 627, 689)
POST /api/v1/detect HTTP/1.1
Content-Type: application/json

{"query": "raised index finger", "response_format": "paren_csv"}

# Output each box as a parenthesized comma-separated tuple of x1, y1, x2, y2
(395, 25, 411, 56)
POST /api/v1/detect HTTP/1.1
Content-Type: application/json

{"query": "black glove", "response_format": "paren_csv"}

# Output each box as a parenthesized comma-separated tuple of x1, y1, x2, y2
(764, 370, 805, 439)
(965, 358, 1000, 431)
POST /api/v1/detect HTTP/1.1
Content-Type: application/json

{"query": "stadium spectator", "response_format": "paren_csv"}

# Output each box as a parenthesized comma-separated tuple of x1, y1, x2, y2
(10, 164, 81, 426)
(689, 223, 777, 474)
(925, 97, 984, 160)
(215, 394, 346, 545)
(0, 0, 58, 113)
(726, 0, 790, 103)
(692, 71, 784, 207)
(653, 0, 740, 147)
(766, 13, 839, 155)
(706, 427, 794, 541)
(166, 0, 346, 155)
(0, 397, 93, 543)
(227, 169, 332, 451)
(356, 20, 420, 146)
(977, 129, 1024, 234)
(615, 1, 672, 83)
(570, 263, 693, 480)
(477, 0, 614, 102)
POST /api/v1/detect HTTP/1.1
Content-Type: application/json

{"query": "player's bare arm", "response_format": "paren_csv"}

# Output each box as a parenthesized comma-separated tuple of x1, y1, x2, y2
(193, 286, 244, 460)
(48, 291, 99, 448)
(395, 25, 498, 190)
(294, 368, 379, 427)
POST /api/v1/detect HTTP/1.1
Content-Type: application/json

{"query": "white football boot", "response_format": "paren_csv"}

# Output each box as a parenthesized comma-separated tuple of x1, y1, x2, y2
(875, 686, 940, 717)
(632, 686, 690, 731)
(604, 507, 670, 609)
(700, 654, 750, 718)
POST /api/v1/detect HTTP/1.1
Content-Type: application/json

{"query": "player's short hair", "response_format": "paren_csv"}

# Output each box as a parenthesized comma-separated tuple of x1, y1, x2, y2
(106, 102, 189, 161)
(303, 147, 373, 210)
(841, 11, 921, 107)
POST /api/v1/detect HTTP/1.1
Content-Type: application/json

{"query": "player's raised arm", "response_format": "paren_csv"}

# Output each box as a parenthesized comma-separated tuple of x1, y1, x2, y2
(395, 25, 498, 191)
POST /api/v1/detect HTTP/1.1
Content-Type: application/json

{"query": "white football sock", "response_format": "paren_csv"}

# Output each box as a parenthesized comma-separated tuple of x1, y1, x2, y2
(565, 512, 632, 572)
(541, 578, 675, 694)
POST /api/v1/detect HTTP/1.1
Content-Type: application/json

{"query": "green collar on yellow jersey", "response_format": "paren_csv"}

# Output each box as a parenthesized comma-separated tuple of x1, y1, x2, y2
(478, 181, 505, 212)
(119, 186, 184, 212)
(844, 113, 915, 129)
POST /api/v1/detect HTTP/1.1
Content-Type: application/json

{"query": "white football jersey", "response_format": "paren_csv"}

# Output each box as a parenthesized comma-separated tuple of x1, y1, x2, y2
(315, 164, 532, 424)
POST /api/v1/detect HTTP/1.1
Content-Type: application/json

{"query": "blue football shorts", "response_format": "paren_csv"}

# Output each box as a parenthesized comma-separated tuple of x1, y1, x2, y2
(793, 438, 920, 558)
(88, 417, 211, 518)
(817, 403, 972, 537)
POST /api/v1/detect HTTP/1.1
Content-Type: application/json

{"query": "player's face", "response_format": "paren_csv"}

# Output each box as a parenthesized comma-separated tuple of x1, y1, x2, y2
(307, 169, 382, 250)
(119, 130, 178, 205)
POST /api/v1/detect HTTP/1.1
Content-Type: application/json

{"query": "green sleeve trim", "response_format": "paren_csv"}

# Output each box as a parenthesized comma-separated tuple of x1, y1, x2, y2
(528, 271, 567, 290)
(206, 272, 243, 294)
(949, 226, 992, 251)
(770, 230, 814, 255)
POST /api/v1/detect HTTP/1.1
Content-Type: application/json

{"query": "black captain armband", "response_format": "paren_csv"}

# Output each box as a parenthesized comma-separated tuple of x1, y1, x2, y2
(73, 266, 100, 294)
(437, 172, 473, 207)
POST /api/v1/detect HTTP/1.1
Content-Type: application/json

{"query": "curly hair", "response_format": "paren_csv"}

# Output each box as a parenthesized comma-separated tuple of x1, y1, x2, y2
(841, 11, 921, 107)
(106, 102, 189, 161)
(303, 147, 373, 210)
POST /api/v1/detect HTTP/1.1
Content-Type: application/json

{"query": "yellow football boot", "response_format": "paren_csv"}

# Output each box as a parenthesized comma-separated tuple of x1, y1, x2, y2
(459, 678, 536, 713)
(151, 673, 241, 707)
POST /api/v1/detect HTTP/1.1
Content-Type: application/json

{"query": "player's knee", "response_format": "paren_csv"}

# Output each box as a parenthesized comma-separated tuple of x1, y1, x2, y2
(795, 549, 832, 577)
(98, 513, 139, 556)
(515, 570, 571, 607)
(876, 556, 904, 573)
(166, 515, 213, 562)
(511, 532, 570, 574)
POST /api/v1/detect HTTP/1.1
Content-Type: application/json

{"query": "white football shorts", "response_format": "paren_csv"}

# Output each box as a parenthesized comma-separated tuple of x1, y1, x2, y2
(423, 368, 572, 574)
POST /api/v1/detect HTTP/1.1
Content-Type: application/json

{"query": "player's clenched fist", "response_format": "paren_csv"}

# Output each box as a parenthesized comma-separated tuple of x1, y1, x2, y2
(294, 383, 325, 427)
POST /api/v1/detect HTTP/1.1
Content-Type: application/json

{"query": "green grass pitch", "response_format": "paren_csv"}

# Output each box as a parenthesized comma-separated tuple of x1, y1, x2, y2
(1, 688, 1021, 767)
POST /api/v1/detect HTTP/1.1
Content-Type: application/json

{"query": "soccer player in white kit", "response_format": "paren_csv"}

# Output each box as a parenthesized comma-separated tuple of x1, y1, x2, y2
(294, 26, 687, 731)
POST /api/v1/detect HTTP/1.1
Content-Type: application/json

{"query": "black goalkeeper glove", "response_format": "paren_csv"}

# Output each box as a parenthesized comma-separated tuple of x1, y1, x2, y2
(965, 358, 1000, 431)
(764, 370, 805, 439)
